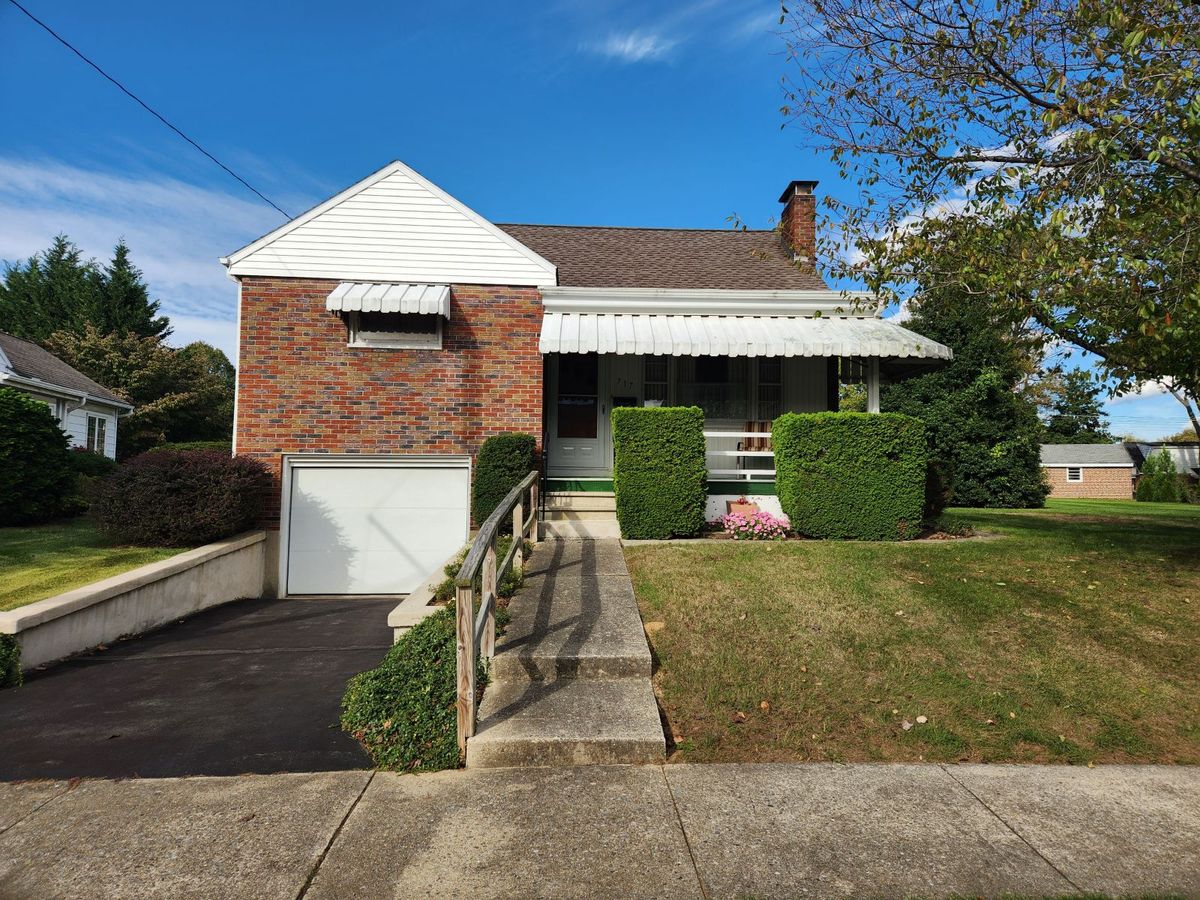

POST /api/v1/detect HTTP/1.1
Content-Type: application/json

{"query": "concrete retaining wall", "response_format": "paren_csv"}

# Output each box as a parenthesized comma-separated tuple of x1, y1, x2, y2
(0, 531, 267, 671)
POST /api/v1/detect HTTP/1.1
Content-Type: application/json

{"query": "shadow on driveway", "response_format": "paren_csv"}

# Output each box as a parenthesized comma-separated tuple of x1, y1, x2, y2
(0, 598, 394, 781)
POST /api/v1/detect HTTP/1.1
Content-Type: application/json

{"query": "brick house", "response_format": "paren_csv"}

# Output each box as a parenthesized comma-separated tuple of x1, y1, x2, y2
(223, 160, 951, 597)
(1040, 444, 1137, 499)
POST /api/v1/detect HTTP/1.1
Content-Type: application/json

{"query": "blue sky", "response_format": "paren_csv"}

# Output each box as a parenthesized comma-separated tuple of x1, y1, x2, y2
(0, 0, 1188, 438)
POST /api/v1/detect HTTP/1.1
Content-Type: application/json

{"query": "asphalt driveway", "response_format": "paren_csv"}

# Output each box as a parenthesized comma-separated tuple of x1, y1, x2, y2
(0, 598, 394, 780)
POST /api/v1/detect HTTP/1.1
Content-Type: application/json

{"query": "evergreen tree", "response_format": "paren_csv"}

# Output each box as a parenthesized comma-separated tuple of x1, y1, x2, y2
(1040, 369, 1113, 444)
(0, 235, 96, 341)
(92, 241, 172, 340)
(882, 289, 1049, 508)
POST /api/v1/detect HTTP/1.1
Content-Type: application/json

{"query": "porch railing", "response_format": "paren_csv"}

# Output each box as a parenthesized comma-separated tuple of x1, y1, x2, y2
(704, 428, 775, 481)
(454, 470, 539, 756)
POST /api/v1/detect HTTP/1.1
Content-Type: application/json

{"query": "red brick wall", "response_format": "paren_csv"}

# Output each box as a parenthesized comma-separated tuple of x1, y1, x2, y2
(780, 186, 817, 272)
(1043, 466, 1134, 500)
(236, 277, 544, 525)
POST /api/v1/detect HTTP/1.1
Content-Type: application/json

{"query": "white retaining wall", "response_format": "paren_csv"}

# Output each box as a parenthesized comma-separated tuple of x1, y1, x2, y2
(0, 531, 266, 671)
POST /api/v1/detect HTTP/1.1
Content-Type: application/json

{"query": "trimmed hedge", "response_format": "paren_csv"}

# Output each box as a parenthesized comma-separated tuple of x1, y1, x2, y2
(773, 412, 928, 540)
(341, 606, 483, 771)
(472, 433, 536, 526)
(611, 406, 707, 539)
(147, 440, 233, 454)
(0, 386, 75, 526)
(0, 635, 20, 689)
(90, 450, 270, 546)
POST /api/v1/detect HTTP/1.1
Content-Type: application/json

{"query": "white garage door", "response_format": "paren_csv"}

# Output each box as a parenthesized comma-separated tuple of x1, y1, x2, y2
(284, 457, 470, 595)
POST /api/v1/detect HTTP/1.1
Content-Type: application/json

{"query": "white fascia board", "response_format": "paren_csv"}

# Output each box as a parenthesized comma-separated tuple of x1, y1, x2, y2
(220, 159, 557, 283)
(0, 371, 133, 411)
(540, 286, 880, 317)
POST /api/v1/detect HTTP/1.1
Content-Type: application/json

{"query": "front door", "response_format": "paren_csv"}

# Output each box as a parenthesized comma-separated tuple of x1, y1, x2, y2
(548, 353, 606, 475)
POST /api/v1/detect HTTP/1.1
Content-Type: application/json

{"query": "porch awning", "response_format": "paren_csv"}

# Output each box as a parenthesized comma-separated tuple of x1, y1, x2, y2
(538, 313, 952, 359)
(325, 282, 451, 317)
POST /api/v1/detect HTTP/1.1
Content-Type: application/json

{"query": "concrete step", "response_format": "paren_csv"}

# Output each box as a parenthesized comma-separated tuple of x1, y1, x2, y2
(539, 519, 622, 540)
(543, 509, 618, 522)
(491, 570, 652, 683)
(467, 677, 666, 767)
(544, 492, 616, 513)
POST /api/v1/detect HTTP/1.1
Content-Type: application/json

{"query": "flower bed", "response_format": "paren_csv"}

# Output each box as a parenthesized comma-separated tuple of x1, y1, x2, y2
(719, 506, 791, 541)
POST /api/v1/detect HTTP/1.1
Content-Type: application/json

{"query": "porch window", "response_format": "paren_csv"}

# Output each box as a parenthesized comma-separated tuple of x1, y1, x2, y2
(557, 353, 599, 438)
(757, 358, 783, 421)
(678, 357, 750, 420)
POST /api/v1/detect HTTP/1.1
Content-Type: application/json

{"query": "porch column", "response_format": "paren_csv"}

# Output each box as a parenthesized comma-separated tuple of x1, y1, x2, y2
(867, 358, 881, 413)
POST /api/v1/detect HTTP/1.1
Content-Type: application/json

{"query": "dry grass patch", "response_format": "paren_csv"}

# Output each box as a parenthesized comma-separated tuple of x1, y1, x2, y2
(625, 500, 1200, 765)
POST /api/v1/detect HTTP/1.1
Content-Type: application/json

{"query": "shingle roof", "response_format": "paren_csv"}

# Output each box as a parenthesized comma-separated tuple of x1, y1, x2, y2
(496, 224, 828, 290)
(0, 331, 128, 407)
(1040, 444, 1135, 466)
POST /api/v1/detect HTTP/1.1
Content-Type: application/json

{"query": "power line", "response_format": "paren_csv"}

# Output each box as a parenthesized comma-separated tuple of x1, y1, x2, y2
(6, 0, 291, 218)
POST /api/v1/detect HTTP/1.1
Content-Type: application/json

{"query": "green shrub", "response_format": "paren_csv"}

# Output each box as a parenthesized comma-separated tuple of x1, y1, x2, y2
(1136, 449, 1183, 503)
(147, 440, 233, 454)
(774, 412, 928, 540)
(90, 450, 270, 546)
(611, 406, 707, 539)
(0, 635, 20, 689)
(340, 607, 482, 771)
(64, 448, 118, 515)
(0, 386, 75, 526)
(472, 433, 536, 526)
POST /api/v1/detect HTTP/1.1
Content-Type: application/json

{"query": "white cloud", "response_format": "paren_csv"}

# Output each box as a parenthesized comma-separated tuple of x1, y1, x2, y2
(586, 30, 679, 62)
(1108, 378, 1176, 404)
(0, 156, 290, 361)
(884, 299, 911, 323)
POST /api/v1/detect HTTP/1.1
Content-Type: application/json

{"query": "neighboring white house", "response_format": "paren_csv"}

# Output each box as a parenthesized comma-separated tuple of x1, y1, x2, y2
(0, 331, 131, 459)
(1131, 443, 1200, 482)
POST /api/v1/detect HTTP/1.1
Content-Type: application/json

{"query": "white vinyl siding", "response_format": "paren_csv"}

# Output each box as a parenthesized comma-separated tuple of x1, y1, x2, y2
(62, 403, 118, 459)
(226, 165, 556, 285)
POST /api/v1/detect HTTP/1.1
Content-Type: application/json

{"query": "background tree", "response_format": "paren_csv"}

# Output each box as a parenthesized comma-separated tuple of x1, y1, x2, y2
(46, 327, 235, 458)
(90, 241, 172, 340)
(0, 236, 170, 341)
(1135, 449, 1182, 502)
(1040, 369, 1113, 444)
(783, 0, 1200, 435)
(1162, 426, 1198, 444)
(882, 286, 1048, 508)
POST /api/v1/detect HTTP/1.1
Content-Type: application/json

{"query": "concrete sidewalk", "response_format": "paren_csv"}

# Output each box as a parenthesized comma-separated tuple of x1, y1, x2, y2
(2, 763, 1197, 899)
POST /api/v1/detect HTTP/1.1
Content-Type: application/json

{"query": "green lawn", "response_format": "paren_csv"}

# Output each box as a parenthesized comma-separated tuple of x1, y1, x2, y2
(625, 498, 1200, 765)
(0, 521, 179, 612)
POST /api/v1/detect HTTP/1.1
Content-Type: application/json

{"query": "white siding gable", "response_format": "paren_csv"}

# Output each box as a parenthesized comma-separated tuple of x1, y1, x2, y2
(222, 160, 557, 286)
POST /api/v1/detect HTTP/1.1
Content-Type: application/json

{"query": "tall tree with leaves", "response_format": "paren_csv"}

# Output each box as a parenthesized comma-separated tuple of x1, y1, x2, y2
(1040, 369, 1113, 444)
(882, 287, 1049, 508)
(782, 0, 1200, 435)
(46, 327, 234, 458)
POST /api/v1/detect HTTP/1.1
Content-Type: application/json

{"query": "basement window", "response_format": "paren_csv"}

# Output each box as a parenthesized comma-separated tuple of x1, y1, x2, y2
(1066, 467, 1083, 482)
(346, 311, 443, 349)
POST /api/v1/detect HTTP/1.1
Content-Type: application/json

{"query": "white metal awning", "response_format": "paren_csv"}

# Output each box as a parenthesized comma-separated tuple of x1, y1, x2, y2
(538, 313, 952, 359)
(325, 282, 451, 317)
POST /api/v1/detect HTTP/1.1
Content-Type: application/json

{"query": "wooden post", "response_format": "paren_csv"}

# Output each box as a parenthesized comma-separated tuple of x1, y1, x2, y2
(512, 499, 524, 576)
(529, 480, 540, 544)
(481, 540, 497, 659)
(455, 583, 476, 755)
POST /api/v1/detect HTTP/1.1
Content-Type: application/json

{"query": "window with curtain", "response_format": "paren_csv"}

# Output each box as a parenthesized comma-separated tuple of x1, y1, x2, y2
(677, 356, 750, 419)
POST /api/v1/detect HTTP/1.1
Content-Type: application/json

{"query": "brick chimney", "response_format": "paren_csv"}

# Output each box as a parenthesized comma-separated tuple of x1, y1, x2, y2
(778, 180, 818, 271)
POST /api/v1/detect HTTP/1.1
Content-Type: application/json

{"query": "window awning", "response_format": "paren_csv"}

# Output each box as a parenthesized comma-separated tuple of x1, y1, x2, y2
(326, 282, 451, 318)
(539, 313, 952, 359)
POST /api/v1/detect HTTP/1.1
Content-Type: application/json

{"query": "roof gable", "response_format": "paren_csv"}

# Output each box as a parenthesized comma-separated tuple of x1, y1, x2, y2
(222, 160, 557, 286)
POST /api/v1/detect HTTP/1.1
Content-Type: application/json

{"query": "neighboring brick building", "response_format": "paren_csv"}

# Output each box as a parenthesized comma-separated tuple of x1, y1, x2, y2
(222, 160, 951, 597)
(1040, 444, 1137, 499)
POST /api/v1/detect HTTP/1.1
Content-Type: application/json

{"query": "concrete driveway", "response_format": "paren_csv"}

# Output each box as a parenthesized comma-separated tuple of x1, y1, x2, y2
(0, 598, 394, 780)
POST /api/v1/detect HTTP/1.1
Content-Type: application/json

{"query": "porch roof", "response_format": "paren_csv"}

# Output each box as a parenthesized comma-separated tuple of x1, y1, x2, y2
(539, 312, 951, 359)
(325, 282, 451, 317)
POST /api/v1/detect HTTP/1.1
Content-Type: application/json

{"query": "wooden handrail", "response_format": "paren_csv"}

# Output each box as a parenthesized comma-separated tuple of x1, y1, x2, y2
(454, 469, 540, 757)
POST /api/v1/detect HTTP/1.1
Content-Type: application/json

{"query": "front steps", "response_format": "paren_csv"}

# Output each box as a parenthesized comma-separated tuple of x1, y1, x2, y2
(466, 539, 665, 768)
(539, 491, 622, 540)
